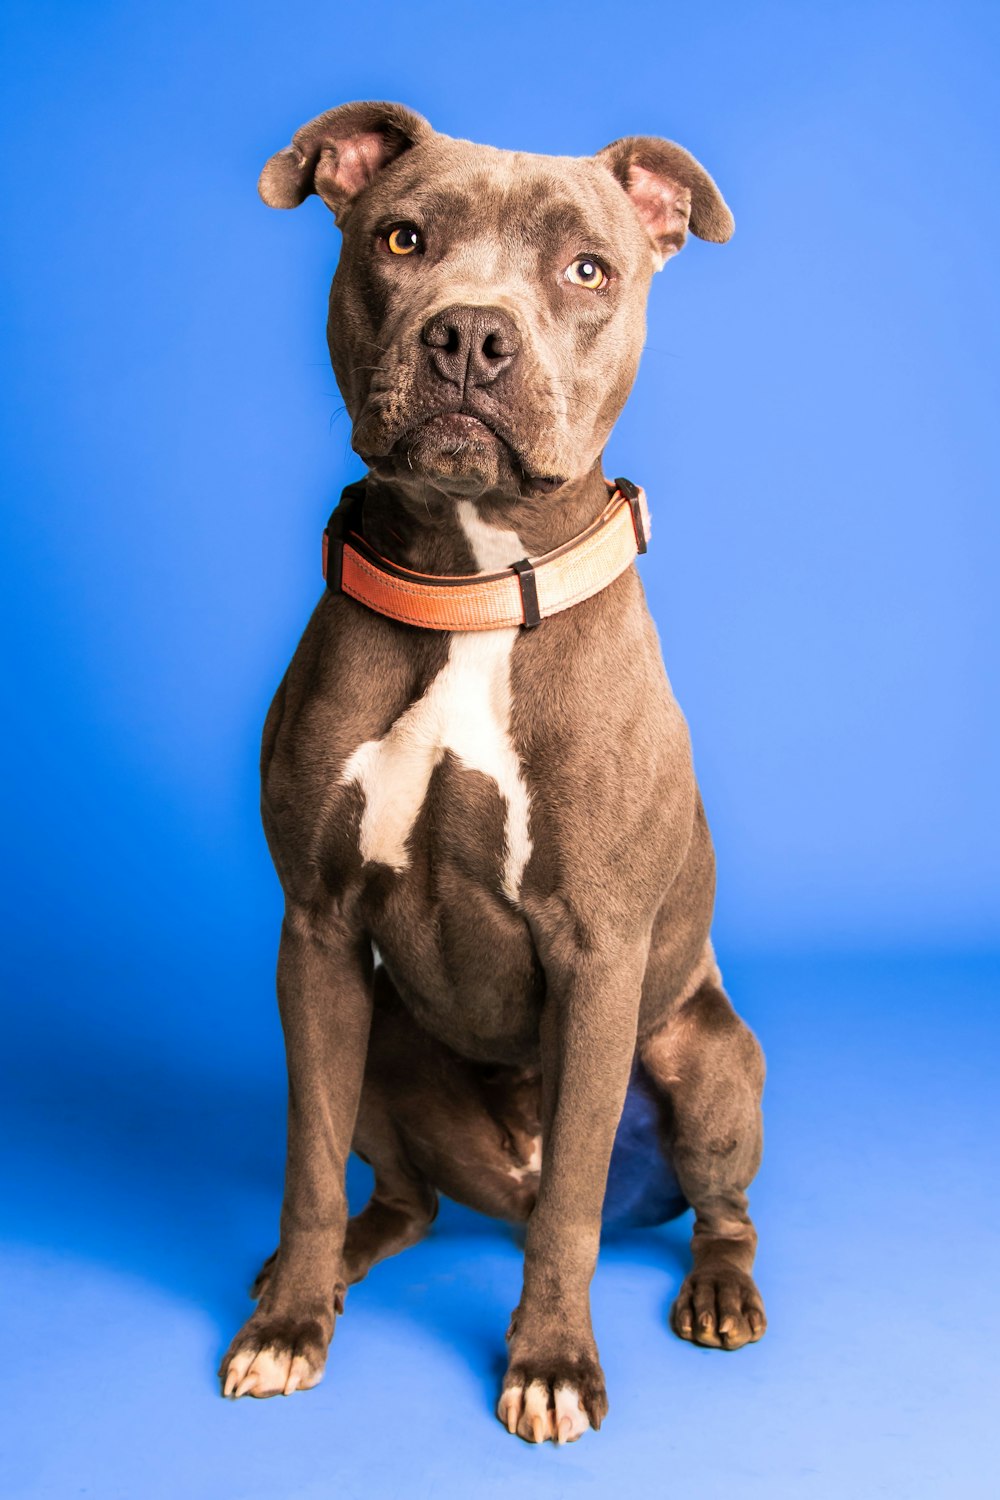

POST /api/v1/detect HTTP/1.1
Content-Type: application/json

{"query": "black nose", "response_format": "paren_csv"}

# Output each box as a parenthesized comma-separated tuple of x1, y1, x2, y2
(421, 304, 521, 389)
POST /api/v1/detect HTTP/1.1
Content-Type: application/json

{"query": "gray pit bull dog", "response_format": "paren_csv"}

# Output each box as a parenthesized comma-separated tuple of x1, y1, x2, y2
(219, 101, 766, 1443)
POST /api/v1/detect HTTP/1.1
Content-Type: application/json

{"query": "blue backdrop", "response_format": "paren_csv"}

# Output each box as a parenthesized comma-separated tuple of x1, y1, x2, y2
(2, 3, 997, 1497)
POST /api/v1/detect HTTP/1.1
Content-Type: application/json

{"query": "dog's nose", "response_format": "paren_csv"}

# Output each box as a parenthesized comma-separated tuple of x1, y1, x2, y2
(421, 305, 520, 389)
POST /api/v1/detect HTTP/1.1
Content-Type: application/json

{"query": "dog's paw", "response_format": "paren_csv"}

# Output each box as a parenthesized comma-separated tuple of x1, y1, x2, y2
(219, 1313, 330, 1399)
(497, 1357, 606, 1443)
(671, 1267, 766, 1350)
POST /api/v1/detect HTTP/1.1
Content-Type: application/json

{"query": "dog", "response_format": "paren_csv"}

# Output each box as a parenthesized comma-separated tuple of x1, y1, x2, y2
(219, 101, 766, 1444)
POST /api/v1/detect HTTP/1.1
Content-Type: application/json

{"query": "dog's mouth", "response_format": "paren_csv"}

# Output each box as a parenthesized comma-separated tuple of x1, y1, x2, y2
(385, 410, 565, 495)
(418, 410, 499, 448)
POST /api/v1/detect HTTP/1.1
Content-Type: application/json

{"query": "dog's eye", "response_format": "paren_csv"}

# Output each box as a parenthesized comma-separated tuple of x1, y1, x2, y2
(384, 224, 424, 256)
(565, 256, 608, 290)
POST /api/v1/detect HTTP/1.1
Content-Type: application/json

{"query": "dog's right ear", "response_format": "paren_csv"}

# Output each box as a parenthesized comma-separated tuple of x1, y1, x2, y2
(258, 101, 432, 220)
(594, 136, 733, 269)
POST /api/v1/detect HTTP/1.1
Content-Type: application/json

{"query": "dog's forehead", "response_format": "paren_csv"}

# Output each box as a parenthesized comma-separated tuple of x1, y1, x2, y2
(361, 135, 645, 255)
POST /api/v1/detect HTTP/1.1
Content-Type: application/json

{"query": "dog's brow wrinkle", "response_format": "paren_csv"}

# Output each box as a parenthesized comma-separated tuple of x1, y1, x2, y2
(386, 187, 479, 224)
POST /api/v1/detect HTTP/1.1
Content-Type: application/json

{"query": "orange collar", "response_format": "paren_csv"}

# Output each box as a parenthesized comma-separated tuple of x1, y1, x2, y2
(322, 477, 650, 632)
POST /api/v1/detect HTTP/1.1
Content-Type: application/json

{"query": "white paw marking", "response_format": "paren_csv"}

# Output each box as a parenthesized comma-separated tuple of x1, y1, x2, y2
(554, 1385, 590, 1443)
(497, 1380, 591, 1443)
(341, 503, 532, 902)
(223, 1345, 322, 1399)
(507, 1132, 543, 1181)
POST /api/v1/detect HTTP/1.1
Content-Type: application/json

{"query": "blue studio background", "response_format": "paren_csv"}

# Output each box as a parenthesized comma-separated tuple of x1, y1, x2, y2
(2, 2, 998, 1496)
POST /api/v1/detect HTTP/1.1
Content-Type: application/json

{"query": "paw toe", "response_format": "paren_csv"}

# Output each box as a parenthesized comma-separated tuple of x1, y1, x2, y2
(520, 1380, 555, 1443)
(497, 1384, 523, 1435)
(222, 1348, 256, 1398)
(554, 1384, 591, 1443)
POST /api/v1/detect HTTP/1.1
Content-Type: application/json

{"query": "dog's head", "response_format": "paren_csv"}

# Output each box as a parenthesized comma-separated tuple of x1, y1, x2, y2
(260, 102, 732, 500)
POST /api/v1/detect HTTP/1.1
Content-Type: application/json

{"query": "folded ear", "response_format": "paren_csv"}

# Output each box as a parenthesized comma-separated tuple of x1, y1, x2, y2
(259, 101, 432, 220)
(594, 136, 734, 269)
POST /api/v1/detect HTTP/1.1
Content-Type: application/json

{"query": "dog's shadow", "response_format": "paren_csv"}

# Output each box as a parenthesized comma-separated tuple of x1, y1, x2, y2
(5, 1016, 691, 1399)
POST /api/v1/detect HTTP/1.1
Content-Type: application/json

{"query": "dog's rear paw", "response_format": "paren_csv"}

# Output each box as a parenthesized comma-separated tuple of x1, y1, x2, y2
(497, 1357, 606, 1443)
(671, 1267, 766, 1350)
(219, 1313, 329, 1399)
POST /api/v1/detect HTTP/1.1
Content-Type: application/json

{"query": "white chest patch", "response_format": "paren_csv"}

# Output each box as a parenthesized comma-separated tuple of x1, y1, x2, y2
(339, 502, 533, 903)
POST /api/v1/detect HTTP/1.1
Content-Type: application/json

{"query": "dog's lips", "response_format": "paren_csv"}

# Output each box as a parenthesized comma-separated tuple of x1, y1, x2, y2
(418, 411, 499, 446)
(403, 411, 565, 493)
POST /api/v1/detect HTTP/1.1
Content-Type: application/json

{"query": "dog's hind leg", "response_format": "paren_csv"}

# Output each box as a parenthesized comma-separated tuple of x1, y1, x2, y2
(341, 1092, 440, 1286)
(349, 967, 542, 1229)
(251, 1103, 438, 1301)
(640, 968, 767, 1350)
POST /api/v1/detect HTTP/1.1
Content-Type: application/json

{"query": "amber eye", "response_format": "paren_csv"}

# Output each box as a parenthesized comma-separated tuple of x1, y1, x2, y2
(565, 256, 608, 290)
(385, 223, 423, 256)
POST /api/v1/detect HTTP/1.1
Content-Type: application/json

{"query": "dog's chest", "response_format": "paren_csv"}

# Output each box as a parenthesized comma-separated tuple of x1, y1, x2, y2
(339, 505, 533, 903)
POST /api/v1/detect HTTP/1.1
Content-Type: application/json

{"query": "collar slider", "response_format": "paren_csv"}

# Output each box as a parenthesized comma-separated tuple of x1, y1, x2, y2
(615, 475, 649, 554)
(511, 558, 541, 627)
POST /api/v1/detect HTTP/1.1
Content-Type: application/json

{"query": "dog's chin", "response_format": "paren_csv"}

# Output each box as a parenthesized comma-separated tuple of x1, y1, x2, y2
(368, 414, 566, 498)
(405, 413, 507, 492)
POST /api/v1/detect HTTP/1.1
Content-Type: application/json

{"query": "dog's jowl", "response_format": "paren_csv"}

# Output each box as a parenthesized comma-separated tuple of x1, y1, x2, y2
(219, 102, 766, 1442)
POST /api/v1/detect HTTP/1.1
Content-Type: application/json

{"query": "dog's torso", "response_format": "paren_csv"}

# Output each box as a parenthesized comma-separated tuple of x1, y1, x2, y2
(262, 493, 715, 1067)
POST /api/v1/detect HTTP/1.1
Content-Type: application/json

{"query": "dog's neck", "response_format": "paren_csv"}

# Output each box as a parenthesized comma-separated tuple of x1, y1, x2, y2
(360, 464, 613, 574)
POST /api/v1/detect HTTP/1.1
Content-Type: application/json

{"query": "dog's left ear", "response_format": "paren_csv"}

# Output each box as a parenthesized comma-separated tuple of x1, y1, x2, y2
(594, 136, 734, 269)
(259, 101, 432, 221)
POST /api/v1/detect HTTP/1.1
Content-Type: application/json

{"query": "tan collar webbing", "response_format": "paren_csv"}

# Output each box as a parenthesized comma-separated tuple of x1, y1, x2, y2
(322, 477, 650, 632)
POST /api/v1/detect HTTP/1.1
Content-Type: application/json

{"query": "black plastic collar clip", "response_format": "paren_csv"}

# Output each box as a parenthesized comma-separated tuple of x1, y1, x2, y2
(512, 557, 541, 627)
(615, 475, 648, 555)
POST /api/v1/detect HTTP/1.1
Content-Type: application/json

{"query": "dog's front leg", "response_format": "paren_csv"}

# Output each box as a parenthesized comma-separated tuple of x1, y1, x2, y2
(498, 944, 644, 1443)
(220, 906, 373, 1399)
